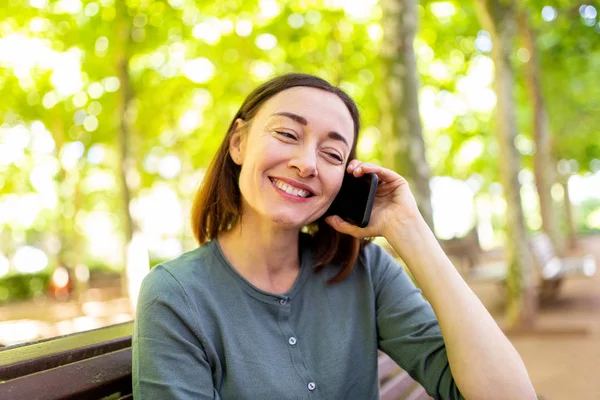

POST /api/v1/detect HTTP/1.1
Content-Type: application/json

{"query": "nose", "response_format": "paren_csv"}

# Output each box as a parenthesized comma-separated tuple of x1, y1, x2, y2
(288, 145, 318, 178)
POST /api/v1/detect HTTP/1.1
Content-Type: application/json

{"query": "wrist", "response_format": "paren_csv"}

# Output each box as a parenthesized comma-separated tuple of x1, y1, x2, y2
(382, 212, 428, 242)
(383, 214, 437, 259)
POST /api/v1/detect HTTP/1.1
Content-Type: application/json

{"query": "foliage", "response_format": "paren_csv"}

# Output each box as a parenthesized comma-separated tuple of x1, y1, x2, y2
(0, 271, 51, 305)
(0, 0, 598, 286)
(577, 198, 600, 234)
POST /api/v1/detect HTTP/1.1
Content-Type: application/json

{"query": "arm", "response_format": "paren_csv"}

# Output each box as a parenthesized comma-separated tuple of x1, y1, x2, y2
(385, 216, 535, 400)
(326, 160, 536, 400)
(370, 244, 462, 399)
(133, 266, 218, 399)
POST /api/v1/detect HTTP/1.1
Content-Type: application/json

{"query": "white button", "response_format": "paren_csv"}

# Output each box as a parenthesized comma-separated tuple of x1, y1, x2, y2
(279, 298, 287, 305)
(288, 337, 297, 345)
(307, 382, 316, 391)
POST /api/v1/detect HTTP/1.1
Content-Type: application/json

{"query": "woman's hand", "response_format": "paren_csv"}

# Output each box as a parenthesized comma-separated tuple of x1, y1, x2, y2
(324, 160, 423, 240)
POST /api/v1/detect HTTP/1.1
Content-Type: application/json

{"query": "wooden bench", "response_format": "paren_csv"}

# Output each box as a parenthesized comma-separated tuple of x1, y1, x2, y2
(0, 321, 430, 400)
(0, 322, 134, 400)
(531, 233, 597, 301)
(469, 233, 597, 301)
(378, 352, 432, 400)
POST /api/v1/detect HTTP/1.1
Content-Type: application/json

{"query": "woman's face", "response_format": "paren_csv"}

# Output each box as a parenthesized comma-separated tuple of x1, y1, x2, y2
(229, 87, 355, 229)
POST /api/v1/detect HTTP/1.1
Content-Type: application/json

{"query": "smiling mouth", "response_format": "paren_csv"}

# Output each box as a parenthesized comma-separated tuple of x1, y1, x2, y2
(269, 178, 314, 198)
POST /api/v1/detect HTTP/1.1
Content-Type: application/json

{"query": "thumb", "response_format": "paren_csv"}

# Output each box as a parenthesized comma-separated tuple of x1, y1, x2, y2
(325, 215, 362, 237)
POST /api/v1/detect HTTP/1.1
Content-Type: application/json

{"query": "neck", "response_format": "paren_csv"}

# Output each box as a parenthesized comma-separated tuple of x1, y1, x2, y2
(217, 213, 302, 293)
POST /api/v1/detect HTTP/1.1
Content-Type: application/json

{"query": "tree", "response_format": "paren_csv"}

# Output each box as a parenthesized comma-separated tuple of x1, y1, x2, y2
(380, 0, 435, 231)
(474, 0, 537, 329)
(518, 9, 563, 255)
(114, 0, 136, 297)
(535, 2, 600, 247)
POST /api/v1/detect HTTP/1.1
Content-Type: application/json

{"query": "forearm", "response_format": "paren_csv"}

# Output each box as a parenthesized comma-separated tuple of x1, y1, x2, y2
(384, 216, 536, 400)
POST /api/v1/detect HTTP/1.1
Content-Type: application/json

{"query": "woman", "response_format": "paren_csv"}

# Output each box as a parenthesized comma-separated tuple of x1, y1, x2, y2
(132, 73, 536, 399)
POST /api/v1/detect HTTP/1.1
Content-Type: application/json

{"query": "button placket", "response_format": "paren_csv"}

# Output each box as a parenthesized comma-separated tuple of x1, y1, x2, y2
(277, 296, 314, 394)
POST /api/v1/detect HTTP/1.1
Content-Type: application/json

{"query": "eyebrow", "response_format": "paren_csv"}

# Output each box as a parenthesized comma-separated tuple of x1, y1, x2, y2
(270, 112, 350, 148)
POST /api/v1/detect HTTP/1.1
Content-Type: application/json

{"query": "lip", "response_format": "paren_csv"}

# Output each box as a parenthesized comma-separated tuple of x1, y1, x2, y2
(270, 181, 312, 203)
(269, 176, 316, 195)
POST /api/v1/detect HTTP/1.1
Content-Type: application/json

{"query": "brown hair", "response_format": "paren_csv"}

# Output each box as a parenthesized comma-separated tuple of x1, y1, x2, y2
(190, 73, 369, 283)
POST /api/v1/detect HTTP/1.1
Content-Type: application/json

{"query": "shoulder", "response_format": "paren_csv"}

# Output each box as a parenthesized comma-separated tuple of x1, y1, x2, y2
(137, 241, 222, 310)
(357, 240, 411, 291)
(358, 240, 402, 273)
(159, 241, 221, 282)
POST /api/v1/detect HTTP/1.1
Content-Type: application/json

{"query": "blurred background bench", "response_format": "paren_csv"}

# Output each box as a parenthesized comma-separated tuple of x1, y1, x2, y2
(469, 233, 597, 302)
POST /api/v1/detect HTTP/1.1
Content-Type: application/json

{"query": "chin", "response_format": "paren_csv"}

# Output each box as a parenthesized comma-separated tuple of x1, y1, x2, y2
(272, 217, 304, 229)
(268, 212, 308, 229)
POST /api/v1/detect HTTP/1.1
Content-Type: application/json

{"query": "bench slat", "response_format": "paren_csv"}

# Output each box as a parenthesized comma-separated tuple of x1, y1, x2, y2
(561, 256, 597, 277)
(0, 348, 132, 400)
(405, 385, 431, 400)
(530, 234, 555, 268)
(0, 321, 133, 381)
(380, 370, 417, 400)
(378, 353, 400, 382)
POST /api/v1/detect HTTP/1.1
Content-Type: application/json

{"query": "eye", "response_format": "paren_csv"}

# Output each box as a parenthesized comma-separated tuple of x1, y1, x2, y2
(323, 151, 344, 164)
(276, 131, 297, 140)
(267, 126, 298, 141)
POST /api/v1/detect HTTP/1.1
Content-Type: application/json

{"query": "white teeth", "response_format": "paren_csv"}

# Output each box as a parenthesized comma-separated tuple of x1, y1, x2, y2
(272, 179, 310, 198)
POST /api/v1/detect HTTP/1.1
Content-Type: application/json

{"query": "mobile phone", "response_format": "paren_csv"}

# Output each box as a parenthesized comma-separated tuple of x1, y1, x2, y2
(325, 172, 378, 228)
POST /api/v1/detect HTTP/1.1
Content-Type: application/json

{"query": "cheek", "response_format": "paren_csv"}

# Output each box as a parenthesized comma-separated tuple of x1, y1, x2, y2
(238, 150, 276, 194)
(321, 167, 344, 200)
(237, 158, 258, 192)
(263, 145, 287, 163)
(256, 134, 286, 160)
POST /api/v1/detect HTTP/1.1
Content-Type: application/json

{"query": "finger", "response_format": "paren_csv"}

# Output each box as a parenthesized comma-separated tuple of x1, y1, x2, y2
(346, 159, 361, 173)
(350, 161, 371, 177)
(353, 163, 404, 184)
(325, 215, 364, 238)
(352, 163, 365, 176)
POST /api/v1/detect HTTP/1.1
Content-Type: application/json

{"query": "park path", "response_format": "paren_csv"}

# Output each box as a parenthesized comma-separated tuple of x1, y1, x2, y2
(469, 234, 600, 400)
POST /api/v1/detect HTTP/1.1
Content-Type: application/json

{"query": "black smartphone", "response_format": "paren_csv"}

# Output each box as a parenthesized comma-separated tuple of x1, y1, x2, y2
(325, 172, 378, 228)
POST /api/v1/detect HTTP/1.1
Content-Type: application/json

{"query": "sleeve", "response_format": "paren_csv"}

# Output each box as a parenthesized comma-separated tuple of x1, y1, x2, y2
(132, 265, 219, 400)
(369, 244, 463, 400)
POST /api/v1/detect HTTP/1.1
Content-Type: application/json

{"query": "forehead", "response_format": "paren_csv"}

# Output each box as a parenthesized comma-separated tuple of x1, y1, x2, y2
(256, 87, 355, 140)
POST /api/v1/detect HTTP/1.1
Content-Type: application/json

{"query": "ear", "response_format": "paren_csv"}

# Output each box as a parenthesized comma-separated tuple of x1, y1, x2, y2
(229, 118, 247, 166)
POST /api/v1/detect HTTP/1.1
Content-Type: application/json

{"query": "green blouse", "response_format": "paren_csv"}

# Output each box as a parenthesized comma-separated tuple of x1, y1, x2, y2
(132, 234, 462, 399)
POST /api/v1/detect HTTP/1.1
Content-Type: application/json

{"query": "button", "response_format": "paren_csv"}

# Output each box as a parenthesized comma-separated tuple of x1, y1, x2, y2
(279, 298, 287, 305)
(307, 382, 316, 391)
(288, 337, 297, 345)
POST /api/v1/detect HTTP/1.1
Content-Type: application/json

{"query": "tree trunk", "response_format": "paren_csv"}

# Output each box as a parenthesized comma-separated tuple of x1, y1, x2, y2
(51, 115, 83, 306)
(518, 10, 563, 257)
(115, 0, 135, 297)
(380, 0, 435, 231)
(562, 177, 578, 250)
(474, 0, 537, 329)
